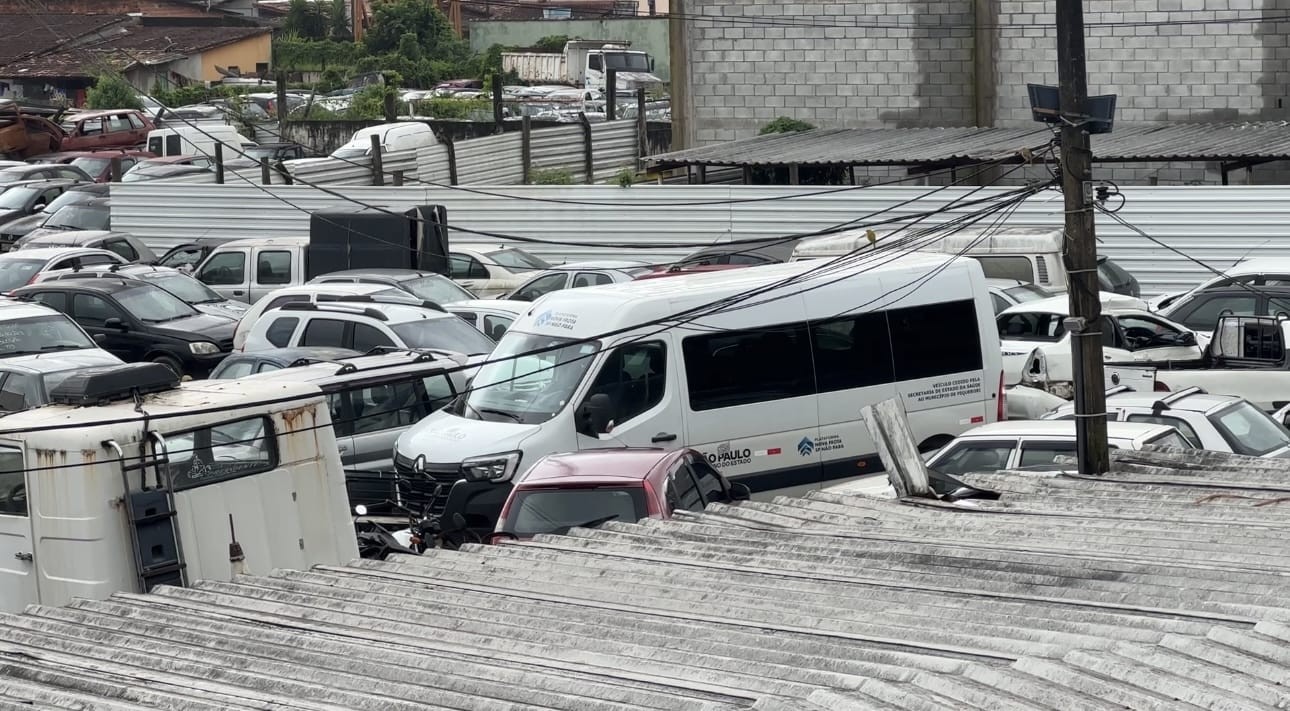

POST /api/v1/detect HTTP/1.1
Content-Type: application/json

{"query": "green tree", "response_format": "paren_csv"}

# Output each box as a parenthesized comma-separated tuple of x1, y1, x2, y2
(364, 0, 461, 59)
(328, 0, 352, 41)
(532, 35, 568, 52)
(284, 0, 327, 40)
(85, 74, 142, 110)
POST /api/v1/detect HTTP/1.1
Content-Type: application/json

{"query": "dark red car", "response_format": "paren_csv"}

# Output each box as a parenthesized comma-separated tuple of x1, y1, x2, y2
(60, 110, 154, 152)
(31, 150, 154, 182)
(492, 448, 749, 542)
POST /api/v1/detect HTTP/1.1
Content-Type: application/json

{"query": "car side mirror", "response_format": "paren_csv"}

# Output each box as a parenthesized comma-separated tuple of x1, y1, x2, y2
(1179, 332, 1197, 347)
(575, 393, 613, 436)
(729, 482, 751, 502)
(103, 317, 126, 330)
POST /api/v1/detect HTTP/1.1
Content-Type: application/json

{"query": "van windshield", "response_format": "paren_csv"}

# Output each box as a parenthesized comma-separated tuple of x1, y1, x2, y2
(450, 332, 599, 424)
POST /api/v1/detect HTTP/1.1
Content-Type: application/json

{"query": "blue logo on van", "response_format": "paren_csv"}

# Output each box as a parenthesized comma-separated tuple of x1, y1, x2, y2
(534, 310, 554, 327)
(797, 437, 814, 456)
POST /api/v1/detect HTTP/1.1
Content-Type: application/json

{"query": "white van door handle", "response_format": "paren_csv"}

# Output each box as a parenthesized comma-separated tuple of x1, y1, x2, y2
(14, 552, 32, 562)
(338, 444, 349, 454)
(651, 432, 677, 443)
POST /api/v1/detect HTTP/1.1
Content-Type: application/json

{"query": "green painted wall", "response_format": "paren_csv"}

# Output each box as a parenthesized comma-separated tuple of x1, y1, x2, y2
(469, 18, 670, 81)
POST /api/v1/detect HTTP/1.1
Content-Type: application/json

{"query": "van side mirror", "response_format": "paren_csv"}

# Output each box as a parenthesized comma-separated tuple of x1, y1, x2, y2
(729, 482, 751, 502)
(576, 393, 613, 436)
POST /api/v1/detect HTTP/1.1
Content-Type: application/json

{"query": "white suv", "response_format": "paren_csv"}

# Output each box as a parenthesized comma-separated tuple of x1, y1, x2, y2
(1044, 386, 1290, 458)
(234, 283, 423, 350)
(241, 300, 497, 356)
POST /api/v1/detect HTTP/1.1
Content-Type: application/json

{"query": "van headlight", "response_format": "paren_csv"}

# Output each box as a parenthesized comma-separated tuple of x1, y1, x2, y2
(461, 451, 522, 482)
(189, 341, 220, 355)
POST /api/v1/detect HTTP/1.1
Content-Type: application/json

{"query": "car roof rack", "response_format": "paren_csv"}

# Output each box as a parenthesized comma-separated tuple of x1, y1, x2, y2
(278, 302, 389, 321)
(328, 294, 445, 312)
(364, 346, 462, 363)
(1151, 385, 1207, 412)
(287, 356, 357, 374)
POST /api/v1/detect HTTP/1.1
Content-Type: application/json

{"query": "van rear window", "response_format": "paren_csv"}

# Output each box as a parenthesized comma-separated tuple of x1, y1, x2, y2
(975, 256, 1035, 283)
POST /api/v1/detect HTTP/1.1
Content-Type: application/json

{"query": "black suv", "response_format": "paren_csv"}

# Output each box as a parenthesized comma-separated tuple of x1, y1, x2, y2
(14, 278, 236, 378)
(1160, 285, 1290, 334)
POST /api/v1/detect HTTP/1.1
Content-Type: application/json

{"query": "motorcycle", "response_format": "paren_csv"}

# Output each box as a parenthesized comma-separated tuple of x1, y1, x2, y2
(353, 484, 482, 560)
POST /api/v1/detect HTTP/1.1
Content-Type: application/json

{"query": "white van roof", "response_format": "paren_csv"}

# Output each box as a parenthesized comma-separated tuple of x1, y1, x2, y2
(509, 253, 984, 340)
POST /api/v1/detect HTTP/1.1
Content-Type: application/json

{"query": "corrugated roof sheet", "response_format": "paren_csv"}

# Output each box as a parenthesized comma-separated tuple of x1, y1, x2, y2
(650, 122, 1290, 168)
(5, 446, 1290, 708)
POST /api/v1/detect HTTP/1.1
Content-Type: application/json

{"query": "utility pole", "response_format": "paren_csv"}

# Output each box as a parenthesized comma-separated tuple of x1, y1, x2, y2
(1056, 0, 1109, 475)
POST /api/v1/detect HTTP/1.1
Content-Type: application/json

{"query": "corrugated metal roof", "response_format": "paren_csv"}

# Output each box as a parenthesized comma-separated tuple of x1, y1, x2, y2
(650, 122, 1290, 168)
(7, 446, 1290, 706)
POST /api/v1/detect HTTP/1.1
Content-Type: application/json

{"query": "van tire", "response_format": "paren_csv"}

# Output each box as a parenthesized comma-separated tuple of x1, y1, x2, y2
(149, 354, 184, 378)
(917, 434, 954, 454)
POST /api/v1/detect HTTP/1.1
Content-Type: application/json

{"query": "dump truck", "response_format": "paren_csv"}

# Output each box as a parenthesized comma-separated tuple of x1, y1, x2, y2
(501, 40, 664, 97)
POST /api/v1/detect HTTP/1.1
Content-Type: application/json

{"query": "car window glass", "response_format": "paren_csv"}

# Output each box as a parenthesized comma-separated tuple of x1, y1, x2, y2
(1017, 441, 1078, 468)
(511, 273, 566, 302)
(28, 291, 67, 312)
(684, 324, 813, 411)
(300, 318, 346, 347)
(483, 314, 512, 340)
(689, 458, 730, 505)
(128, 114, 145, 129)
(998, 312, 1066, 342)
(159, 246, 204, 269)
(1146, 430, 1193, 450)
(79, 254, 119, 267)
(216, 361, 255, 379)
(991, 292, 1009, 315)
(102, 238, 138, 261)
(256, 251, 292, 285)
(930, 442, 1015, 475)
(351, 323, 395, 352)
(107, 115, 131, 132)
(452, 311, 476, 324)
(257, 362, 283, 373)
(810, 313, 894, 392)
(0, 373, 34, 412)
(571, 272, 613, 288)
(264, 316, 298, 347)
(0, 446, 24, 515)
(975, 256, 1035, 282)
(349, 379, 422, 434)
(668, 465, 705, 512)
(584, 341, 666, 426)
(79, 119, 104, 136)
(422, 373, 455, 411)
(72, 293, 125, 326)
(198, 251, 246, 285)
(1171, 294, 1257, 331)
(1125, 413, 1203, 448)
(1268, 296, 1290, 319)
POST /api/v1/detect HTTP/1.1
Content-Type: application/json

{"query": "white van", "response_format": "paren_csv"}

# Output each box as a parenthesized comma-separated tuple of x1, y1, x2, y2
(331, 122, 436, 159)
(146, 125, 255, 159)
(792, 226, 1141, 297)
(394, 255, 1005, 533)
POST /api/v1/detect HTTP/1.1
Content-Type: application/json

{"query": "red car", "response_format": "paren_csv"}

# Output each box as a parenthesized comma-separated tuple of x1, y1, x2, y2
(60, 110, 154, 152)
(491, 448, 749, 542)
(30, 150, 154, 182)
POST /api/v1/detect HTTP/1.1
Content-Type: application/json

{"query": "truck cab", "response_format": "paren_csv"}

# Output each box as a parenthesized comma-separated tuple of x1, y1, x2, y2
(194, 236, 308, 303)
(0, 362, 357, 612)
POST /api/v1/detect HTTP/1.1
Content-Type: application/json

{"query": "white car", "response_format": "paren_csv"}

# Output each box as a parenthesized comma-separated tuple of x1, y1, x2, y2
(444, 299, 530, 341)
(448, 244, 551, 298)
(1045, 386, 1290, 458)
(926, 419, 1194, 475)
(503, 261, 653, 302)
(0, 247, 127, 295)
(986, 278, 1055, 315)
(0, 300, 120, 361)
(998, 294, 1205, 397)
(241, 301, 497, 356)
(233, 283, 423, 351)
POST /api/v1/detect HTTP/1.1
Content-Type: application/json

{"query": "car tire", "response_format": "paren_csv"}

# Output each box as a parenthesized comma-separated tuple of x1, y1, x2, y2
(149, 354, 184, 379)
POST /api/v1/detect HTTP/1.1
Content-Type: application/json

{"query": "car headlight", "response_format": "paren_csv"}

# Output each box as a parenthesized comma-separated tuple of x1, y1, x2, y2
(460, 451, 522, 482)
(189, 341, 221, 355)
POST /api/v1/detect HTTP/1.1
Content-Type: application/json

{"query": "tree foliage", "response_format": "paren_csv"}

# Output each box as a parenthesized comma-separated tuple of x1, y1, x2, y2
(328, 0, 352, 41)
(284, 0, 328, 40)
(759, 116, 816, 134)
(532, 35, 569, 53)
(86, 74, 143, 110)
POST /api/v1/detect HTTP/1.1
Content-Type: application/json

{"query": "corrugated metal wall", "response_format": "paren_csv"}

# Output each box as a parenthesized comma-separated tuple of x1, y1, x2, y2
(110, 183, 1284, 295)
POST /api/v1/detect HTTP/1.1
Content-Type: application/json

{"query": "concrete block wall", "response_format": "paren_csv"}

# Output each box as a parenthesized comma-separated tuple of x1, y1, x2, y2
(679, 0, 978, 144)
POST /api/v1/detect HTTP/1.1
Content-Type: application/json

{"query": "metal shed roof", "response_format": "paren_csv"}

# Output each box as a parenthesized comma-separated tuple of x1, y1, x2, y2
(6, 447, 1290, 708)
(649, 122, 1290, 170)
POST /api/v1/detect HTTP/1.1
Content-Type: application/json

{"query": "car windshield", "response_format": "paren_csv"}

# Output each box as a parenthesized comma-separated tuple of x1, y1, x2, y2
(43, 204, 109, 230)
(0, 187, 39, 210)
(71, 157, 111, 176)
(331, 146, 368, 159)
(115, 284, 198, 323)
(400, 275, 475, 304)
(451, 332, 600, 424)
(1003, 284, 1053, 303)
(486, 248, 550, 272)
(0, 314, 95, 355)
(0, 169, 34, 184)
(501, 487, 648, 537)
(40, 189, 95, 214)
(603, 52, 651, 71)
(928, 441, 1016, 475)
(1098, 257, 1135, 290)
(389, 316, 497, 354)
(1145, 430, 1194, 450)
(242, 146, 278, 160)
(137, 271, 223, 304)
(0, 259, 45, 291)
(1208, 401, 1290, 456)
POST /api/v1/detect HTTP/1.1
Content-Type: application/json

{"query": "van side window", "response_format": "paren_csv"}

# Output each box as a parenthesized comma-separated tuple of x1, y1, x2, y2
(198, 252, 246, 285)
(585, 341, 666, 425)
(0, 446, 25, 516)
(166, 134, 181, 155)
(888, 300, 982, 380)
(683, 325, 814, 411)
(810, 312, 894, 392)
(975, 256, 1035, 282)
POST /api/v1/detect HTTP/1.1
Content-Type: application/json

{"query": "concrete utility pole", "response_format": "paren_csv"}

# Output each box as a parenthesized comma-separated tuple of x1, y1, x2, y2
(1056, 0, 1109, 475)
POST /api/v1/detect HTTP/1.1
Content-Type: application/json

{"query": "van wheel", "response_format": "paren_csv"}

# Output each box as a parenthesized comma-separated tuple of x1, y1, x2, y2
(917, 435, 954, 454)
(149, 354, 184, 379)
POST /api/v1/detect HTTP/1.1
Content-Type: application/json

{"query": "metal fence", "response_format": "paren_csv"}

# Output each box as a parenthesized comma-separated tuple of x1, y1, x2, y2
(109, 183, 1290, 295)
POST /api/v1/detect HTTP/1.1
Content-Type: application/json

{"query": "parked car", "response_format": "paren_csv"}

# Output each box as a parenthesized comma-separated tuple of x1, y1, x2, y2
(676, 238, 798, 267)
(17, 230, 155, 263)
(0, 247, 127, 294)
(986, 278, 1055, 315)
(18, 197, 111, 243)
(233, 283, 423, 350)
(59, 110, 154, 151)
(0, 183, 108, 250)
(15, 278, 236, 378)
(0, 300, 118, 360)
(208, 346, 361, 379)
(925, 420, 1194, 476)
(1159, 283, 1290, 334)
(1044, 386, 1290, 458)
(232, 352, 467, 470)
(0, 179, 82, 228)
(492, 448, 750, 541)
(307, 268, 476, 305)
(448, 244, 551, 297)
(36, 264, 248, 320)
(444, 299, 529, 340)
(0, 163, 91, 186)
(634, 264, 747, 280)
(502, 261, 653, 302)
(119, 163, 213, 183)
(155, 239, 236, 272)
(0, 351, 127, 413)
(241, 301, 496, 356)
(1149, 257, 1290, 313)
(242, 142, 313, 162)
(67, 150, 153, 182)
(193, 236, 307, 302)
